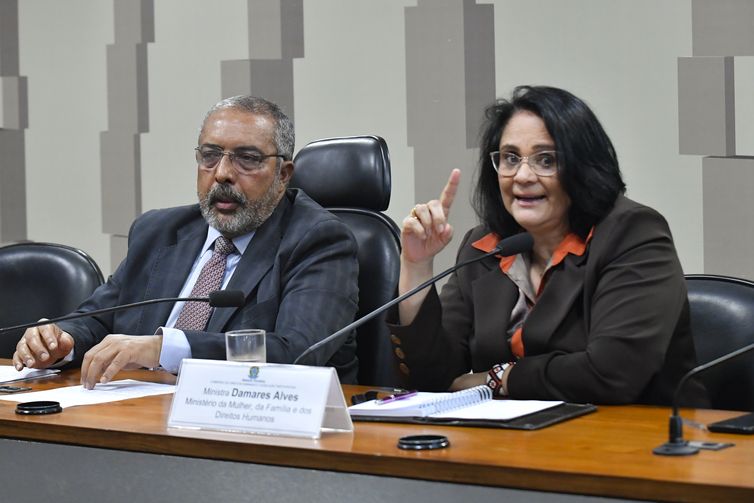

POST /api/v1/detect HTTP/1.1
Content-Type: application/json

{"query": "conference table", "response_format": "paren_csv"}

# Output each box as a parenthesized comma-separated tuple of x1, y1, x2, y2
(0, 361, 752, 502)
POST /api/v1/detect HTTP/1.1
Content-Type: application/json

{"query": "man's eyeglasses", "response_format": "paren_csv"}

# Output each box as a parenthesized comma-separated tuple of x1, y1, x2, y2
(195, 147, 285, 175)
(490, 150, 559, 177)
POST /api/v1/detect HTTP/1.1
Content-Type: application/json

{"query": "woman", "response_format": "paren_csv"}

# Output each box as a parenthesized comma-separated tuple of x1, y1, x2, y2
(391, 85, 707, 406)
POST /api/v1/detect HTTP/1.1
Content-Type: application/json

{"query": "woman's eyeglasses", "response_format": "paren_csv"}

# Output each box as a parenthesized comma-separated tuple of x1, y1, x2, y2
(490, 150, 559, 177)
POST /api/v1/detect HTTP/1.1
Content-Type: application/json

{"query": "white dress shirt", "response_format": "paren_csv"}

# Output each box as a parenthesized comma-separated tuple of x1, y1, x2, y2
(157, 227, 253, 372)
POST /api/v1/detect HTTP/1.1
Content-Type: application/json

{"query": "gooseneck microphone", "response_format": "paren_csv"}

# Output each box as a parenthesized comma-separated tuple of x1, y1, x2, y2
(293, 232, 534, 366)
(653, 342, 754, 456)
(0, 290, 246, 334)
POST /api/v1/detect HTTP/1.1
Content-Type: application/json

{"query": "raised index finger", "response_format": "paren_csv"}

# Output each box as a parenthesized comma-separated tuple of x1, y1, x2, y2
(440, 169, 461, 218)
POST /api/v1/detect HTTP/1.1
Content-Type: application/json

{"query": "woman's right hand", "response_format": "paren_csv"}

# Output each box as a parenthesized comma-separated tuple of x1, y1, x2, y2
(400, 169, 460, 266)
(398, 170, 460, 325)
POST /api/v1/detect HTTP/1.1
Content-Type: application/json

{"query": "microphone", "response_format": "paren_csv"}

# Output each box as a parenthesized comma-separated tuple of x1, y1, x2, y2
(653, 342, 754, 456)
(207, 290, 246, 308)
(293, 232, 534, 366)
(0, 290, 246, 334)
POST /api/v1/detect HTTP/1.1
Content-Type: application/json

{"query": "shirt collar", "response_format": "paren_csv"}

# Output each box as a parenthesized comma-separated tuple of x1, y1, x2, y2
(472, 229, 593, 274)
(202, 226, 254, 256)
(549, 229, 593, 268)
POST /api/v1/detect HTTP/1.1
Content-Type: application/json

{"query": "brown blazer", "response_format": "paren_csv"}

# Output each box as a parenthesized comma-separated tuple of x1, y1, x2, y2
(390, 196, 708, 406)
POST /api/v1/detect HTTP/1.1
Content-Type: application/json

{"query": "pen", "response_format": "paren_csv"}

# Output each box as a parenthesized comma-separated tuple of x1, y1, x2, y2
(376, 390, 418, 405)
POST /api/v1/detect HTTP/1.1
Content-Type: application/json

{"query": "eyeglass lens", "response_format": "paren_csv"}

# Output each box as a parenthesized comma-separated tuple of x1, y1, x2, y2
(492, 151, 558, 176)
(195, 148, 270, 173)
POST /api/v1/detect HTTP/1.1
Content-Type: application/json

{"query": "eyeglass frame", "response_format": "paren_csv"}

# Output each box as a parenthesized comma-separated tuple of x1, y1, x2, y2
(194, 146, 286, 175)
(489, 150, 560, 177)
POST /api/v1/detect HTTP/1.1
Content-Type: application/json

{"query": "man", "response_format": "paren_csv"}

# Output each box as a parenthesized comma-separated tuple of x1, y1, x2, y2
(13, 96, 359, 387)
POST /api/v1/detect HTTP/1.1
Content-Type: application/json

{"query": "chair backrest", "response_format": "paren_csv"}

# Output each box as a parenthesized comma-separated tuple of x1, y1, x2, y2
(685, 274, 754, 411)
(0, 242, 105, 358)
(291, 135, 405, 387)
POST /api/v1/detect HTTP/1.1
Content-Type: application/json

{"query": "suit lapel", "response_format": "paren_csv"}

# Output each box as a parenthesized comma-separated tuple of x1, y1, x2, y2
(137, 216, 207, 333)
(523, 253, 587, 354)
(206, 193, 292, 332)
(471, 262, 519, 369)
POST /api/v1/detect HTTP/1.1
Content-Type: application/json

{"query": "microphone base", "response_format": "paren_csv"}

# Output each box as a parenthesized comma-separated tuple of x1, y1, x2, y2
(653, 441, 700, 456)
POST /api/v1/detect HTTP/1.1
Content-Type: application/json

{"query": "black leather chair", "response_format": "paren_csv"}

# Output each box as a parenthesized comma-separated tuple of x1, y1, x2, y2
(685, 274, 754, 411)
(0, 242, 105, 358)
(291, 135, 405, 387)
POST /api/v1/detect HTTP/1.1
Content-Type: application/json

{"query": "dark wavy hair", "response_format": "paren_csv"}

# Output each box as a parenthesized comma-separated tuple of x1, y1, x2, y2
(472, 86, 626, 239)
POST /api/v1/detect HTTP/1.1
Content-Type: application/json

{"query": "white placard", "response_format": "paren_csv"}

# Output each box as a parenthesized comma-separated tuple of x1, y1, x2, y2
(167, 359, 352, 439)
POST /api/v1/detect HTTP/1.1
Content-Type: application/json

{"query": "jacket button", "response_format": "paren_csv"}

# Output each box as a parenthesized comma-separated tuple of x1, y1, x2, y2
(390, 334, 401, 345)
(399, 363, 410, 375)
(394, 347, 405, 360)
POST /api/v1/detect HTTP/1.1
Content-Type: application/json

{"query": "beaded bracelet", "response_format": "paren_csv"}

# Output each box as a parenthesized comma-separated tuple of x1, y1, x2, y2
(485, 362, 514, 397)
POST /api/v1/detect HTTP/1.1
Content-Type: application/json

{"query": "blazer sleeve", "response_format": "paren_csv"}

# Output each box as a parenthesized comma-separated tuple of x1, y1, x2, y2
(388, 229, 479, 391)
(56, 218, 143, 367)
(508, 204, 688, 404)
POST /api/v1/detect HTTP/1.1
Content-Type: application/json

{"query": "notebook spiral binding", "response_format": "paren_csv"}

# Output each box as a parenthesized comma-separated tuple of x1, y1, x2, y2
(417, 385, 493, 416)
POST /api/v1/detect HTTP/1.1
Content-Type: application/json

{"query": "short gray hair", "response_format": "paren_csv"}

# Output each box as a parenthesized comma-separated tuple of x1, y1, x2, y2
(200, 96, 295, 160)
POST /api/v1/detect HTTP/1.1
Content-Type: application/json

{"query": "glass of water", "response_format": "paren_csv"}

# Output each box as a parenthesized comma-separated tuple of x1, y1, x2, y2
(225, 329, 266, 363)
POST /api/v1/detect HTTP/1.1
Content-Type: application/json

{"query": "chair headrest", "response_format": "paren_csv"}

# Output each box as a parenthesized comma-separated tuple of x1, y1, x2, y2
(291, 135, 391, 211)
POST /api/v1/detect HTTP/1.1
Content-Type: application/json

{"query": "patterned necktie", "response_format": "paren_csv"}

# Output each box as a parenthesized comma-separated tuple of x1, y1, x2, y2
(174, 236, 236, 331)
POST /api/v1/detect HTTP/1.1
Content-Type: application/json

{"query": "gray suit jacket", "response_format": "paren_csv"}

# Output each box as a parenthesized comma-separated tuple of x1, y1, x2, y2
(391, 196, 708, 406)
(59, 189, 360, 382)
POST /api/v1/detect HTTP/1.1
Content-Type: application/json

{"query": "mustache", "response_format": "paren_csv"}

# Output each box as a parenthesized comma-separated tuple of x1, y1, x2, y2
(207, 184, 246, 206)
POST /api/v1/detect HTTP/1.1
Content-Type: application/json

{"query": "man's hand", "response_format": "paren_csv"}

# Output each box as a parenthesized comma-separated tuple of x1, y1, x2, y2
(80, 335, 162, 390)
(13, 322, 75, 370)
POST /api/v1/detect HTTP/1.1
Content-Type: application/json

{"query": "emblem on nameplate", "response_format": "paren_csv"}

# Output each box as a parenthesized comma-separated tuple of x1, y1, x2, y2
(248, 366, 260, 380)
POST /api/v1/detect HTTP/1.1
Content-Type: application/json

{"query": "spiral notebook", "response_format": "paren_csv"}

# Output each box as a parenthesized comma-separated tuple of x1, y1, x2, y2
(348, 385, 596, 430)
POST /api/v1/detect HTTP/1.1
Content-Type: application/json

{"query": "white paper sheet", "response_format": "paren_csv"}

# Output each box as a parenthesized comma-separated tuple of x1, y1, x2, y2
(0, 379, 175, 408)
(431, 399, 562, 420)
(0, 365, 59, 384)
(349, 388, 562, 421)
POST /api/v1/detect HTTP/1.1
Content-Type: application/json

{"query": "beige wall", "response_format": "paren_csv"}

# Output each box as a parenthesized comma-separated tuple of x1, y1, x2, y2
(15, 0, 112, 264)
(493, 0, 701, 274)
(4, 0, 752, 278)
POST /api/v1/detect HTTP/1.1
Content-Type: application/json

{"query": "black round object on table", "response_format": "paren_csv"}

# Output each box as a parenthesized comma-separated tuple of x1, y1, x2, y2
(15, 400, 62, 415)
(397, 434, 450, 450)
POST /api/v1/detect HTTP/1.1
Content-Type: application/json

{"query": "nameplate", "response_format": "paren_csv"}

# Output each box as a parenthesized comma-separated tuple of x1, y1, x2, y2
(167, 359, 352, 439)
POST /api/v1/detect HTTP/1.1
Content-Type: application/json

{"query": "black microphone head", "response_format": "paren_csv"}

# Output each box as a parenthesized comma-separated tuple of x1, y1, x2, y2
(494, 232, 534, 256)
(208, 290, 245, 308)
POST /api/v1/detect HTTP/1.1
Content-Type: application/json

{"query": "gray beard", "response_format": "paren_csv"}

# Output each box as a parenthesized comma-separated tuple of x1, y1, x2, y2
(199, 177, 283, 237)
